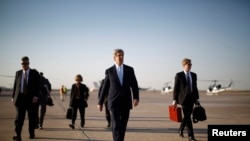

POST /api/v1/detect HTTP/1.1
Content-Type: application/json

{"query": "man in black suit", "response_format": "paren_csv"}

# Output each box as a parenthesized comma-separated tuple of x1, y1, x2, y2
(12, 56, 41, 141)
(98, 49, 139, 141)
(98, 79, 111, 128)
(172, 58, 199, 141)
(37, 72, 52, 130)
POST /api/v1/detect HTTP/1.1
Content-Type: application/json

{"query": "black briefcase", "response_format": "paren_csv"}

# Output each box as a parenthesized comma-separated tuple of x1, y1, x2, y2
(46, 97, 54, 106)
(66, 108, 72, 119)
(192, 103, 207, 123)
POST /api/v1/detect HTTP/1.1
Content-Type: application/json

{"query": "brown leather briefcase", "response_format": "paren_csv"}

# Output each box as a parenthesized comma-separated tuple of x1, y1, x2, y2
(169, 105, 182, 122)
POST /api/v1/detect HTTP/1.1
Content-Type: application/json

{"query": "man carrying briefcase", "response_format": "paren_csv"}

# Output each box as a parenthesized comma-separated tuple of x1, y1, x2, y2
(172, 58, 200, 141)
(169, 105, 182, 122)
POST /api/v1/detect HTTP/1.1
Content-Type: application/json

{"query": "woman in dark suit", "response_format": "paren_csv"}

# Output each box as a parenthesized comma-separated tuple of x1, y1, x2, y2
(69, 74, 89, 129)
(172, 58, 200, 141)
(98, 49, 139, 141)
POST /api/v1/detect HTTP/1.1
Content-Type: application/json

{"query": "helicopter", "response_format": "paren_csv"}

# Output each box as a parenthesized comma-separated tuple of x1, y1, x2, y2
(206, 80, 234, 95)
(161, 81, 173, 94)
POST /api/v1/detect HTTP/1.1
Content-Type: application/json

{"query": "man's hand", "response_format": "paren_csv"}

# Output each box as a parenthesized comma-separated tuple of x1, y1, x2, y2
(172, 100, 177, 107)
(97, 105, 103, 112)
(133, 99, 139, 107)
(32, 97, 38, 103)
(195, 100, 200, 105)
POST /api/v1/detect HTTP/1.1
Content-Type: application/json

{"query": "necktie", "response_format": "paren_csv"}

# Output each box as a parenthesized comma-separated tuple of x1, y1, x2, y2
(118, 66, 123, 85)
(187, 73, 191, 93)
(23, 71, 28, 95)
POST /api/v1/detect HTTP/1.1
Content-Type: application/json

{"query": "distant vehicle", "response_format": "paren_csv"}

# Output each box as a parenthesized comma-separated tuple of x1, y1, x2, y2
(161, 81, 173, 94)
(139, 86, 150, 91)
(206, 80, 234, 95)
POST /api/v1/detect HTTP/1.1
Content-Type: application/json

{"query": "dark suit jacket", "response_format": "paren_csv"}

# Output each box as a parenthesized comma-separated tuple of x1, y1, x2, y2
(39, 76, 51, 105)
(98, 79, 109, 103)
(12, 69, 41, 106)
(173, 71, 199, 105)
(69, 83, 89, 107)
(98, 64, 139, 110)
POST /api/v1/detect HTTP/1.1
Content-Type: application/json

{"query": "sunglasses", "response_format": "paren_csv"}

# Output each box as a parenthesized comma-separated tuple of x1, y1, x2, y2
(21, 62, 28, 65)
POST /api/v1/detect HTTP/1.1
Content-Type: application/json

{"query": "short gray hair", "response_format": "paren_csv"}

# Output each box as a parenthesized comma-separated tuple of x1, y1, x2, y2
(113, 49, 124, 57)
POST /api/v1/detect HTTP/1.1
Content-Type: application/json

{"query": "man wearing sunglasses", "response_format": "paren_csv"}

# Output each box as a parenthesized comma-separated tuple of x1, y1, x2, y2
(12, 56, 40, 141)
(172, 58, 200, 141)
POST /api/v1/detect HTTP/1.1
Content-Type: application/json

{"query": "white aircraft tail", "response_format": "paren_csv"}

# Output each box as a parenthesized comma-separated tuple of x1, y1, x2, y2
(90, 81, 101, 92)
(225, 80, 234, 90)
(93, 82, 100, 89)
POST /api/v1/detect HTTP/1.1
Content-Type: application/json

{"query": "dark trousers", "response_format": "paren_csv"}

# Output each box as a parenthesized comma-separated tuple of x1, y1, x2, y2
(37, 94, 48, 127)
(104, 100, 111, 125)
(180, 95, 195, 138)
(71, 99, 85, 127)
(14, 94, 37, 137)
(110, 108, 130, 141)
(38, 104, 47, 127)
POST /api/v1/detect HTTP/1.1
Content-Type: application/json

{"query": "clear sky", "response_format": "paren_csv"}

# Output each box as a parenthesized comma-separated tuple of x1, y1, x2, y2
(1, 0, 250, 90)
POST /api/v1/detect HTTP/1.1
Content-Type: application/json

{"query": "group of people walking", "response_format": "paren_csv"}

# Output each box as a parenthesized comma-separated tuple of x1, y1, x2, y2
(12, 48, 200, 141)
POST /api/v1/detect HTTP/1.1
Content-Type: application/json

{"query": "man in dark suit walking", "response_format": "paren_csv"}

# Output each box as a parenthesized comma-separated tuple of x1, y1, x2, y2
(98, 79, 111, 128)
(172, 58, 199, 141)
(12, 56, 41, 141)
(37, 72, 52, 130)
(98, 49, 139, 141)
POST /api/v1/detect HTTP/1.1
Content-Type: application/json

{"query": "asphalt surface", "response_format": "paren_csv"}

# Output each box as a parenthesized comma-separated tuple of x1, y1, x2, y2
(0, 90, 250, 141)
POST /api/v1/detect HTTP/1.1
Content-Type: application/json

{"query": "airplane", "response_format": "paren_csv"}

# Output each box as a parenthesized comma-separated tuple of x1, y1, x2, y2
(0, 75, 14, 91)
(206, 80, 234, 95)
(138, 86, 151, 91)
(161, 81, 173, 94)
(0, 75, 14, 78)
(90, 81, 101, 92)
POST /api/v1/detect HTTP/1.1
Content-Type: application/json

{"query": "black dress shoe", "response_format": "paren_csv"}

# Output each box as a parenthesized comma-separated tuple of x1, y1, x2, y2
(12, 136, 22, 141)
(29, 135, 35, 139)
(69, 124, 75, 129)
(179, 131, 184, 137)
(189, 137, 197, 141)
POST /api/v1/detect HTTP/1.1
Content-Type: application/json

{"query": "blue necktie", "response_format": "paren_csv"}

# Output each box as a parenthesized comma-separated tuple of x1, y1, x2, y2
(187, 73, 191, 93)
(118, 66, 123, 85)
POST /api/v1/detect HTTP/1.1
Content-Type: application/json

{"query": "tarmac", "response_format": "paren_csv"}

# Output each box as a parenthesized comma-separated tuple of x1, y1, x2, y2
(0, 90, 250, 141)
